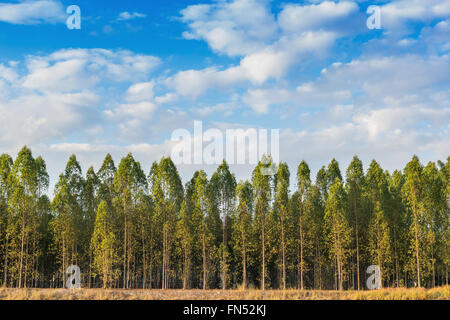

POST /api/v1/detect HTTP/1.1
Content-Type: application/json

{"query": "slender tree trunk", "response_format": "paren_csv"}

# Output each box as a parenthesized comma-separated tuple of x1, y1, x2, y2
(183, 246, 187, 290)
(355, 200, 360, 290)
(202, 233, 206, 290)
(142, 226, 147, 289)
(123, 210, 127, 289)
(242, 235, 247, 289)
(18, 213, 25, 289)
(162, 227, 166, 289)
(261, 215, 265, 291)
(89, 250, 92, 289)
(3, 236, 8, 287)
(414, 218, 421, 287)
(299, 203, 304, 290)
(281, 212, 286, 290)
(222, 216, 227, 290)
(446, 263, 448, 286)
(432, 256, 435, 288)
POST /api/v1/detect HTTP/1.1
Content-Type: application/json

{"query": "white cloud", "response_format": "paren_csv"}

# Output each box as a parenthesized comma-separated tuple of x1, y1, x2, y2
(180, 0, 277, 57)
(353, 107, 450, 140)
(117, 11, 147, 21)
(22, 49, 160, 93)
(243, 53, 450, 115)
(171, 0, 355, 100)
(278, 1, 358, 33)
(168, 30, 337, 98)
(0, 0, 65, 25)
(381, 0, 450, 32)
(0, 48, 162, 149)
(0, 91, 100, 146)
(105, 101, 157, 120)
(0, 63, 18, 83)
(126, 82, 155, 102)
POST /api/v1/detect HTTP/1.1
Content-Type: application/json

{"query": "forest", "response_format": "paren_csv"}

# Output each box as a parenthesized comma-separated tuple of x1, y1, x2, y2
(0, 146, 448, 290)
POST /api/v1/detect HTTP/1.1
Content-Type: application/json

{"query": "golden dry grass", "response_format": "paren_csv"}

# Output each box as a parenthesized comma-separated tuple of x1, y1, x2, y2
(0, 286, 448, 300)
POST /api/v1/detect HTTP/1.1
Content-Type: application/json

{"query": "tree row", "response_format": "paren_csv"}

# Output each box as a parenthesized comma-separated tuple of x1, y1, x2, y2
(0, 146, 448, 290)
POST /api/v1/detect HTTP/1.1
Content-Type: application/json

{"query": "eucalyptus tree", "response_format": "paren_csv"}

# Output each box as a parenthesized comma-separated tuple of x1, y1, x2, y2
(0, 154, 13, 286)
(64, 155, 85, 265)
(32, 156, 50, 287)
(177, 172, 199, 289)
(52, 155, 85, 286)
(177, 200, 192, 289)
(191, 171, 211, 289)
(365, 160, 393, 287)
(92, 201, 119, 288)
(271, 163, 290, 289)
(296, 161, 310, 290)
(233, 181, 253, 289)
(402, 156, 427, 287)
(324, 179, 351, 291)
(422, 162, 447, 287)
(135, 191, 153, 288)
(345, 156, 365, 289)
(440, 157, 449, 285)
(209, 161, 236, 289)
(52, 175, 73, 286)
(252, 158, 273, 290)
(316, 166, 328, 203)
(326, 159, 342, 191)
(303, 185, 324, 289)
(97, 154, 116, 207)
(367, 202, 392, 288)
(83, 167, 99, 287)
(113, 153, 147, 288)
(387, 170, 408, 287)
(35, 157, 49, 198)
(150, 157, 183, 289)
(7, 147, 42, 288)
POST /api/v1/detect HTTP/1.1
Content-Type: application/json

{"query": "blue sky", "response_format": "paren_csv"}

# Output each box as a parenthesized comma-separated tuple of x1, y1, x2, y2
(0, 0, 449, 190)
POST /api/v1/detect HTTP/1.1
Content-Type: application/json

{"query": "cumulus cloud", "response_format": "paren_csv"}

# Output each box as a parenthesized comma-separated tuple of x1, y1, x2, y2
(126, 82, 155, 102)
(242, 53, 450, 114)
(0, 48, 161, 149)
(380, 0, 450, 34)
(0, 0, 65, 25)
(0, 91, 100, 146)
(22, 49, 160, 93)
(278, 1, 359, 33)
(171, 0, 365, 100)
(180, 0, 277, 57)
(167, 30, 337, 98)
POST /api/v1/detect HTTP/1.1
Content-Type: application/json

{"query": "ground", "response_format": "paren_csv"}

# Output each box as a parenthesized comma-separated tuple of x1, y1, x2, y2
(0, 286, 448, 300)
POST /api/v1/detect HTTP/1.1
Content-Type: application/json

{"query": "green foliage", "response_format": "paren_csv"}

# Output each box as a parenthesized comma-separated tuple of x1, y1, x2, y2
(0, 148, 448, 290)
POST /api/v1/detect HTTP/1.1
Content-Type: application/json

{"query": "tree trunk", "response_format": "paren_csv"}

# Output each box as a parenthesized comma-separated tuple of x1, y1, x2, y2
(123, 209, 127, 289)
(222, 216, 227, 290)
(355, 199, 360, 290)
(261, 215, 265, 291)
(18, 213, 25, 289)
(242, 235, 247, 289)
(414, 218, 421, 287)
(281, 212, 286, 290)
(202, 233, 207, 290)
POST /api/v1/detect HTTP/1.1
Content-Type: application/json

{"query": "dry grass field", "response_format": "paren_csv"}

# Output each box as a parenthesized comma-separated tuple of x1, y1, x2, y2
(0, 286, 448, 300)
